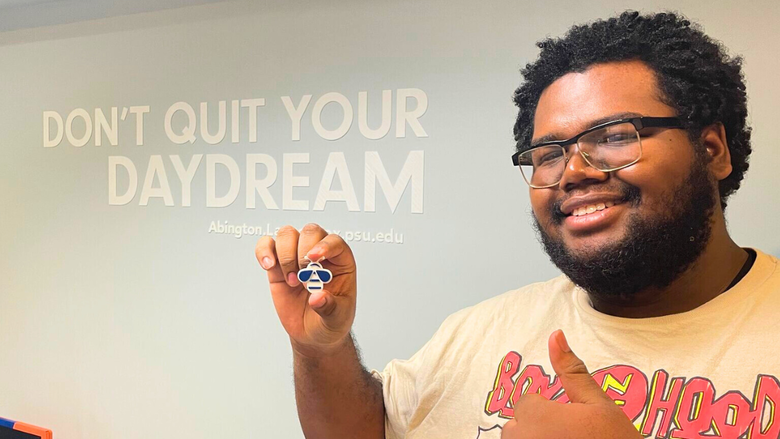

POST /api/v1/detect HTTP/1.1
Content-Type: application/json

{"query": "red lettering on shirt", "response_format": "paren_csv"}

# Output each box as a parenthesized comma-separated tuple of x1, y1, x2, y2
(483, 353, 780, 439)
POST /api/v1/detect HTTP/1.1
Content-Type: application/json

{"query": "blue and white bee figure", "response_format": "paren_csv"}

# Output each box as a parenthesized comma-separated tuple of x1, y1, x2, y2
(297, 260, 333, 293)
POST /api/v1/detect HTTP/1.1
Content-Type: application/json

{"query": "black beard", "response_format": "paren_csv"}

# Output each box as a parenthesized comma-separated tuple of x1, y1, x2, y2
(534, 158, 716, 301)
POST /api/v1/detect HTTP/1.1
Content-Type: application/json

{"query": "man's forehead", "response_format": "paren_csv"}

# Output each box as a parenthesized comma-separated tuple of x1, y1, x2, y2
(531, 61, 672, 143)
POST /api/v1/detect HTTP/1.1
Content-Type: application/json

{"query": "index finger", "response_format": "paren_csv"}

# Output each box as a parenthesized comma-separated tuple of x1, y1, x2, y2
(297, 223, 329, 267)
(305, 234, 353, 269)
(255, 235, 284, 283)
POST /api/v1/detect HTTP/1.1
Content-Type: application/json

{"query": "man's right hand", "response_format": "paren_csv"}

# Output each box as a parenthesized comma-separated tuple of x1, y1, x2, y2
(255, 223, 357, 356)
(256, 224, 383, 439)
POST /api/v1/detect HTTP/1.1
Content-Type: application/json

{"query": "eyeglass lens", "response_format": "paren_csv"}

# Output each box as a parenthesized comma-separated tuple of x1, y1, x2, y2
(518, 122, 641, 187)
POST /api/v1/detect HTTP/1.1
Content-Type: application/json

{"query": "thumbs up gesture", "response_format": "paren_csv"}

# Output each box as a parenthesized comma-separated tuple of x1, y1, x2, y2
(501, 330, 642, 439)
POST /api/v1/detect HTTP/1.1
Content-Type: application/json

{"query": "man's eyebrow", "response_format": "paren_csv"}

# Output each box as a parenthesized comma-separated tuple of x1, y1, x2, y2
(529, 112, 644, 147)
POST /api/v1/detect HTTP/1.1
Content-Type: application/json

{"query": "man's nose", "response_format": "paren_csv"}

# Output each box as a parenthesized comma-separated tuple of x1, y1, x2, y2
(557, 147, 609, 191)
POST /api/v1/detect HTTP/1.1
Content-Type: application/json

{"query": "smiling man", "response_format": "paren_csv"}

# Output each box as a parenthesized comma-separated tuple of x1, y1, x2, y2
(522, 59, 746, 317)
(256, 11, 779, 439)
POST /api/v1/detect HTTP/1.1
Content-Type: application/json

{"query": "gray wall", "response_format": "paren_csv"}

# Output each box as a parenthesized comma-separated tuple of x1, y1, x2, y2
(1, 0, 778, 437)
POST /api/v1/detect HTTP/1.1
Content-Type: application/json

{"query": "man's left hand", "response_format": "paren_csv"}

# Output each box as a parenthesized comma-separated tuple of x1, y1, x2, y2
(501, 330, 642, 439)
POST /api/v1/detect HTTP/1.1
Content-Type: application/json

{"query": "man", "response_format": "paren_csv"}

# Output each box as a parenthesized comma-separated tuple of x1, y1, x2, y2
(255, 11, 778, 439)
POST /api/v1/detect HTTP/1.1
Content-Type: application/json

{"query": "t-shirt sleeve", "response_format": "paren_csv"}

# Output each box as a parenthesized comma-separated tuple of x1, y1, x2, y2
(372, 338, 431, 439)
(370, 308, 473, 439)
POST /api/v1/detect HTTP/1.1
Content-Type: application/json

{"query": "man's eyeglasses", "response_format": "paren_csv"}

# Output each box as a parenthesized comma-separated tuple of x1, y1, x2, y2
(511, 117, 684, 188)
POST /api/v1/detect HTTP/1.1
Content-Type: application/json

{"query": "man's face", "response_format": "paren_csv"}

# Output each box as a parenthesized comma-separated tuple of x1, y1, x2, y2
(530, 60, 718, 298)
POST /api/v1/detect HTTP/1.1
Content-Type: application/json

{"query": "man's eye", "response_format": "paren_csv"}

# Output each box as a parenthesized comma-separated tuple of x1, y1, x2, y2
(535, 150, 563, 166)
(599, 133, 635, 144)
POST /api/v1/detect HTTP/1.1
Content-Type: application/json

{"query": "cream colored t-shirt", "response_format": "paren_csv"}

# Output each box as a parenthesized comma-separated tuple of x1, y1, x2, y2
(375, 249, 780, 439)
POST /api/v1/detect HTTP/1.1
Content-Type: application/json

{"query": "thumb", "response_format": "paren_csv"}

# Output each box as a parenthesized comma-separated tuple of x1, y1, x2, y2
(548, 330, 609, 404)
(308, 289, 352, 326)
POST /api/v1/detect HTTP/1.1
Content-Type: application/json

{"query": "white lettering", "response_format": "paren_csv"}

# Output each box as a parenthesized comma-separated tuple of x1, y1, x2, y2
(43, 111, 63, 148)
(65, 108, 93, 147)
(241, 98, 265, 143)
(396, 88, 428, 138)
(206, 154, 240, 207)
(165, 102, 197, 144)
(108, 156, 137, 205)
(246, 154, 279, 210)
(314, 152, 359, 211)
(358, 90, 392, 140)
(231, 100, 240, 143)
(200, 101, 227, 145)
(94, 107, 118, 147)
(170, 154, 203, 207)
(312, 92, 353, 141)
(283, 153, 310, 210)
(128, 106, 150, 146)
(281, 95, 312, 141)
(364, 150, 424, 213)
(139, 155, 174, 206)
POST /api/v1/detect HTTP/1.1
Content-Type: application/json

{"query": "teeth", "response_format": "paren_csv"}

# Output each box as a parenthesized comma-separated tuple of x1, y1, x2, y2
(572, 202, 615, 217)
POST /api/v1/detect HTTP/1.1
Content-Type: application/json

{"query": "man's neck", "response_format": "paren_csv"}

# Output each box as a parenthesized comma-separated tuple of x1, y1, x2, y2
(587, 215, 748, 318)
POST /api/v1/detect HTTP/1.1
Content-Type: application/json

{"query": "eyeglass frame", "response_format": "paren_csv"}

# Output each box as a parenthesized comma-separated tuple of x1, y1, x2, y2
(511, 116, 685, 189)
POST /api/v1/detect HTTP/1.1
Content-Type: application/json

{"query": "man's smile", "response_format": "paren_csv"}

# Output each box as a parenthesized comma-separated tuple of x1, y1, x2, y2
(550, 190, 637, 234)
(560, 195, 626, 217)
(570, 201, 615, 216)
(563, 202, 627, 233)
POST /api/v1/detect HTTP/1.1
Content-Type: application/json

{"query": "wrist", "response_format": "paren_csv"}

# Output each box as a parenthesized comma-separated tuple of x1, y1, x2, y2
(290, 333, 353, 360)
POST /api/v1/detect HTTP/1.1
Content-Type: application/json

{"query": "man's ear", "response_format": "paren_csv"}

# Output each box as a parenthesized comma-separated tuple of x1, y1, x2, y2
(701, 123, 732, 181)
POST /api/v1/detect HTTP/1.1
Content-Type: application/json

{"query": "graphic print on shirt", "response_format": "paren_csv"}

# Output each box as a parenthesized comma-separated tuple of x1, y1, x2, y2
(478, 351, 780, 439)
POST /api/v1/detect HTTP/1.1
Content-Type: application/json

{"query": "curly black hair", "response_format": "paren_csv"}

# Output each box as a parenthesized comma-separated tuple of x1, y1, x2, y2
(513, 11, 751, 210)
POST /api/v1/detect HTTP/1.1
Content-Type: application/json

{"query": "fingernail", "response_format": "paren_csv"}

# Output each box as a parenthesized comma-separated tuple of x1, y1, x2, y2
(287, 272, 300, 286)
(557, 330, 572, 353)
(261, 257, 273, 269)
(306, 246, 324, 261)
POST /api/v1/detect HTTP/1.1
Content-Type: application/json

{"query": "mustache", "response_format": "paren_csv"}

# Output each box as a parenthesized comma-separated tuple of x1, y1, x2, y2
(547, 183, 642, 225)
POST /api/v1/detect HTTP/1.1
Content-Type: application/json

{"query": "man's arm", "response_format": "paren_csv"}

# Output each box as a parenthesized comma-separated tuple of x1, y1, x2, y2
(255, 223, 385, 439)
(293, 335, 384, 439)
